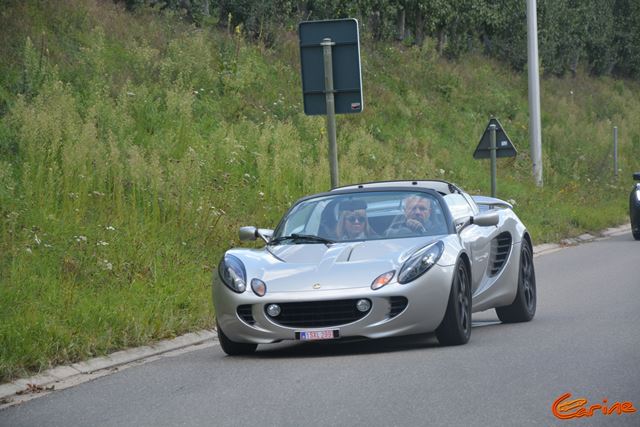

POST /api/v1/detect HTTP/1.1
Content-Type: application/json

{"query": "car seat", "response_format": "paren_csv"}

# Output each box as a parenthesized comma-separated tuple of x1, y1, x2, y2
(318, 199, 339, 240)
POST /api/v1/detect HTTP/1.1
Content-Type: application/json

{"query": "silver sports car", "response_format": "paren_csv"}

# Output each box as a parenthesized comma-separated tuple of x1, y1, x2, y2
(212, 180, 536, 355)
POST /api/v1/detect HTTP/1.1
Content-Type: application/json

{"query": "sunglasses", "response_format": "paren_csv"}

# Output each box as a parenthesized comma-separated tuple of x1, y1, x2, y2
(346, 215, 366, 224)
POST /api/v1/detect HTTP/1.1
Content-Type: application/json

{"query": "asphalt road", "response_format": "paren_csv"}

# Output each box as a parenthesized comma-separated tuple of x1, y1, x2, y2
(1, 233, 639, 427)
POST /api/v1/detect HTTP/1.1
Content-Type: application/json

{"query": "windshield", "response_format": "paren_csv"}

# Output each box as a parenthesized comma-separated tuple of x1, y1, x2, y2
(271, 191, 449, 244)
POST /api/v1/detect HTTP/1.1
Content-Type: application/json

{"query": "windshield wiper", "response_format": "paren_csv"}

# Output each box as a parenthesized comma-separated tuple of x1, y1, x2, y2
(269, 233, 334, 245)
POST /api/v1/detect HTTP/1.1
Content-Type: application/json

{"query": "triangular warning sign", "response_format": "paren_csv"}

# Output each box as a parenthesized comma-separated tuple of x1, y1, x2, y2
(473, 118, 517, 159)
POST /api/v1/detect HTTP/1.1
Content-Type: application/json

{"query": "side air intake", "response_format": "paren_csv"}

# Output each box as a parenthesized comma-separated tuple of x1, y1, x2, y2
(490, 232, 512, 276)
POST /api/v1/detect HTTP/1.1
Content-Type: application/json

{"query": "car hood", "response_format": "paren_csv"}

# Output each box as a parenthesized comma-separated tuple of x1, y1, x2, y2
(227, 236, 446, 293)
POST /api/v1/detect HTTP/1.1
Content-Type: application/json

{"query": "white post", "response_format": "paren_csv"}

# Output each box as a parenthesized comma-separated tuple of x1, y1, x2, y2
(527, 0, 543, 187)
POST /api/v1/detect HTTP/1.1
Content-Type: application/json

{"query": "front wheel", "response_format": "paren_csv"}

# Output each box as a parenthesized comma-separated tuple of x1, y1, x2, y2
(216, 321, 257, 356)
(496, 239, 536, 323)
(631, 185, 640, 240)
(435, 259, 472, 346)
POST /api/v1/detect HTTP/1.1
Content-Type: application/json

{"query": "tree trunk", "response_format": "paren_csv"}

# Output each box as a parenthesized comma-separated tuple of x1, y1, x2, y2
(482, 34, 492, 54)
(370, 11, 382, 41)
(437, 29, 445, 54)
(396, 9, 405, 41)
(606, 59, 617, 76)
(297, 1, 309, 20)
(415, 8, 424, 46)
(569, 51, 579, 77)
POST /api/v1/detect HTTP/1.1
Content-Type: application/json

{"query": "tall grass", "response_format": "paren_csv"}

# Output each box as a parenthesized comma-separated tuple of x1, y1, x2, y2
(0, 0, 639, 381)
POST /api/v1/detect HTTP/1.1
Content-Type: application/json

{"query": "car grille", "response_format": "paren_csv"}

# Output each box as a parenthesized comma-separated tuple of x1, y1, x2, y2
(265, 299, 371, 328)
(236, 305, 255, 325)
(389, 296, 408, 318)
(490, 232, 512, 276)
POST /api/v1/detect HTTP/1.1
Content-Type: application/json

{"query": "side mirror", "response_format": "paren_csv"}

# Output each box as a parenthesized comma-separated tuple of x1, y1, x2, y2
(472, 212, 499, 227)
(239, 226, 258, 241)
(239, 226, 273, 243)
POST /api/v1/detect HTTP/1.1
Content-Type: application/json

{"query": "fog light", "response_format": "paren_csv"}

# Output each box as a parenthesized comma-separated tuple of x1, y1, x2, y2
(266, 304, 281, 317)
(356, 299, 371, 313)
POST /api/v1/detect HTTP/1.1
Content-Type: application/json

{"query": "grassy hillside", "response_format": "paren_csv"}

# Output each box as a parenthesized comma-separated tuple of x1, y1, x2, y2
(1, 0, 639, 381)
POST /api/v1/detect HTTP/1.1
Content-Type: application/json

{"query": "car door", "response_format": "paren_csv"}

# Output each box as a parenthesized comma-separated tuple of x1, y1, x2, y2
(443, 194, 494, 293)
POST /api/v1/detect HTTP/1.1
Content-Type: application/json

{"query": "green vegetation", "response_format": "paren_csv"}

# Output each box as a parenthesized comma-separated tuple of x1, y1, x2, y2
(142, 0, 640, 79)
(1, 0, 639, 382)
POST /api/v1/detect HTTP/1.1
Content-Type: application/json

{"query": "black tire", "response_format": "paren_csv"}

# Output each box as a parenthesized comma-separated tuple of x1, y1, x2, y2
(496, 239, 536, 323)
(630, 184, 640, 240)
(435, 259, 472, 346)
(216, 321, 257, 356)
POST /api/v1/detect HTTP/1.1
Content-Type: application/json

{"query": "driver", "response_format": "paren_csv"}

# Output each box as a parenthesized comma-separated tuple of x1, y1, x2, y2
(386, 195, 433, 236)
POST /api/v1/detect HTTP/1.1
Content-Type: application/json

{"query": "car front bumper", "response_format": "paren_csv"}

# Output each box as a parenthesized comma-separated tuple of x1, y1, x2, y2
(212, 264, 455, 344)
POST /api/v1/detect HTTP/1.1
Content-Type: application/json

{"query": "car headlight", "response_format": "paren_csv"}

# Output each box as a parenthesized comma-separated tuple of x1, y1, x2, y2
(398, 241, 444, 284)
(218, 254, 247, 293)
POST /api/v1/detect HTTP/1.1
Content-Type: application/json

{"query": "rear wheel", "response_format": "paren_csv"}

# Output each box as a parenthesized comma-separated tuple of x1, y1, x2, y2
(496, 239, 536, 323)
(435, 259, 472, 346)
(216, 321, 257, 356)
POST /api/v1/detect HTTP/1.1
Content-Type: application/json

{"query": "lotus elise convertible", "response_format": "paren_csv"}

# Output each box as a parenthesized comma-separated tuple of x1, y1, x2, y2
(212, 180, 536, 355)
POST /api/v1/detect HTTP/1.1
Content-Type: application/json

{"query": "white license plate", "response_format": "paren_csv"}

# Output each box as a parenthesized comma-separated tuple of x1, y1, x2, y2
(296, 329, 339, 340)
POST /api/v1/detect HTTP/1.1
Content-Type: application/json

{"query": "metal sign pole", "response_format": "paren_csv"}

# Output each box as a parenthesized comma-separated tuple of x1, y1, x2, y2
(614, 126, 619, 178)
(321, 38, 339, 189)
(490, 124, 497, 197)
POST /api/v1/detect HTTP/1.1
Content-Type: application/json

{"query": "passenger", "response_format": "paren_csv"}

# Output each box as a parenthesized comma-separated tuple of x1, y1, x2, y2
(386, 195, 435, 236)
(336, 200, 376, 240)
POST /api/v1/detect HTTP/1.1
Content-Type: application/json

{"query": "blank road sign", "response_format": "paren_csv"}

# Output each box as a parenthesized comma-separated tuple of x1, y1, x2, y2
(473, 118, 517, 159)
(299, 19, 363, 115)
